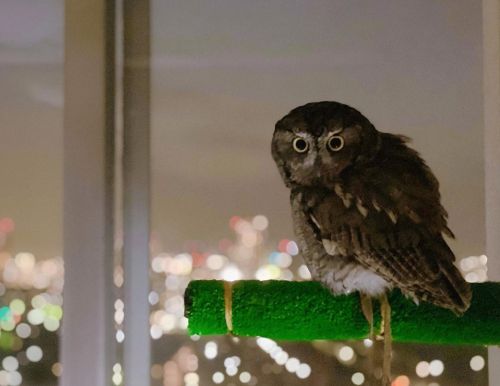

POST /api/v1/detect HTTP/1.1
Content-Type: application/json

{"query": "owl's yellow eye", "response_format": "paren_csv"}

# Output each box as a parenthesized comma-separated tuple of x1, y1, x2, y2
(327, 135, 344, 152)
(292, 137, 309, 153)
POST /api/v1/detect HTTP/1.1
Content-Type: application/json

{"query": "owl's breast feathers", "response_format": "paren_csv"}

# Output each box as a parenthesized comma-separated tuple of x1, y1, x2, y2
(295, 133, 471, 314)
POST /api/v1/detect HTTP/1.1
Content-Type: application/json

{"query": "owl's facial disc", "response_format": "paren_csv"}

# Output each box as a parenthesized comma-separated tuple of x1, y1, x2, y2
(272, 102, 382, 188)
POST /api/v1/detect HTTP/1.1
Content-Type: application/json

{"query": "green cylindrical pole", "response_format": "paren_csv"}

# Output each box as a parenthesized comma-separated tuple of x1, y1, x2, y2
(184, 280, 500, 345)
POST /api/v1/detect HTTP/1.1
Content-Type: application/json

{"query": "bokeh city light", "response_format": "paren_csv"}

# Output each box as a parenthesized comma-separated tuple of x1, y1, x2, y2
(0, 215, 489, 385)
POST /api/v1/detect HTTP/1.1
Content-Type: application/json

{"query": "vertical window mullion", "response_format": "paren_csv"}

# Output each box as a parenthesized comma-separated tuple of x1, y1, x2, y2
(62, 1, 116, 385)
(122, 1, 152, 385)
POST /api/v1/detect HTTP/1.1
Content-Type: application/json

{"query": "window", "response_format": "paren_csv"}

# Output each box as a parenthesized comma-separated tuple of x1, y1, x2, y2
(3, 1, 498, 386)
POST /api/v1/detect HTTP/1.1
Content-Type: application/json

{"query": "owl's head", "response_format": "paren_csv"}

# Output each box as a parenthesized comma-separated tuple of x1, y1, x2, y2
(271, 101, 381, 188)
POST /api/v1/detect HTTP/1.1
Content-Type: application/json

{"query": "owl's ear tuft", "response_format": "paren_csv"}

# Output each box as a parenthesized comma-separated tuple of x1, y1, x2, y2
(354, 123, 382, 164)
(395, 134, 412, 143)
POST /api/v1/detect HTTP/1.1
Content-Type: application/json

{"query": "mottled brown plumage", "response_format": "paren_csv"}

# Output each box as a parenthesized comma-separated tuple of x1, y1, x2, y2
(271, 101, 471, 314)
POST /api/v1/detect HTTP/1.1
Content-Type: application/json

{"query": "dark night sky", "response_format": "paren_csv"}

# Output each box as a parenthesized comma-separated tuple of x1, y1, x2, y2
(0, 0, 485, 260)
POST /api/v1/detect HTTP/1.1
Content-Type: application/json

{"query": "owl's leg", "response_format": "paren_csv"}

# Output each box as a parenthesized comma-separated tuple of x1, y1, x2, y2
(359, 292, 374, 340)
(380, 293, 392, 386)
(359, 292, 375, 384)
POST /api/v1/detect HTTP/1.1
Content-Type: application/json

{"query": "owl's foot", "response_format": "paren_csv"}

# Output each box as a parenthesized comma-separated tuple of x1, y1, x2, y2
(380, 293, 392, 386)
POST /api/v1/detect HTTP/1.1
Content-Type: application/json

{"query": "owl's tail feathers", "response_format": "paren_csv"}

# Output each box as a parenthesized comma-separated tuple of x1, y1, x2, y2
(437, 260, 472, 315)
(411, 237, 473, 315)
(413, 260, 472, 316)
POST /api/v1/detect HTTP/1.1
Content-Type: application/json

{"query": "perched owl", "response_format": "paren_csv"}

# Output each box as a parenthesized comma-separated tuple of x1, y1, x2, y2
(271, 101, 471, 384)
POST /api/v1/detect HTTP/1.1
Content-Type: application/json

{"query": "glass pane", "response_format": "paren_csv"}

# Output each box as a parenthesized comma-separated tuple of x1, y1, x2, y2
(151, 1, 487, 385)
(0, 1, 63, 385)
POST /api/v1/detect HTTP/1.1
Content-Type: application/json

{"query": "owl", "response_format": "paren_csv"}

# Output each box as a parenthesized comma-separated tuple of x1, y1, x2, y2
(271, 101, 471, 384)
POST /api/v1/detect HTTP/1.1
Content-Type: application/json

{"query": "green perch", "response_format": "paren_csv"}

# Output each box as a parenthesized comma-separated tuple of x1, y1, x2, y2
(184, 280, 500, 345)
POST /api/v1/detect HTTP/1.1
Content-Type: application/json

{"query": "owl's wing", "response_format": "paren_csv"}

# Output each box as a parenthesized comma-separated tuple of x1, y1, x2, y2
(309, 196, 470, 313)
(305, 145, 471, 313)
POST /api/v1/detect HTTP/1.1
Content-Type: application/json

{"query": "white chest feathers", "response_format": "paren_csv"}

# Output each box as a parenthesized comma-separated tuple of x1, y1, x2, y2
(319, 261, 391, 296)
(317, 239, 391, 296)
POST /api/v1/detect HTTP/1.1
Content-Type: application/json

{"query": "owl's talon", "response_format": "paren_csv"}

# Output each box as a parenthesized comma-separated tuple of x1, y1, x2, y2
(381, 375, 392, 386)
